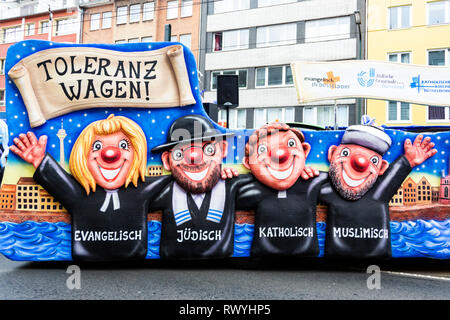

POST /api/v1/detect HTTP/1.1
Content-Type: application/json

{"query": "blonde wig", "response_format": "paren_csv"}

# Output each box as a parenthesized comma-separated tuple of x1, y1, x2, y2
(69, 114, 147, 195)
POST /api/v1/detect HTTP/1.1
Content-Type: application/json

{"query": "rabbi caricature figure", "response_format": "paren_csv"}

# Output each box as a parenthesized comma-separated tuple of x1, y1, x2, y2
(320, 125, 437, 258)
(10, 115, 170, 261)
(150, 115, 250, 259)
(237, 122, 326, 257)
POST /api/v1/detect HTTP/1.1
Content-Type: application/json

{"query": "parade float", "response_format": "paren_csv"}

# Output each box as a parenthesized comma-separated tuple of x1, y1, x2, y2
(0, 40, 448, 261)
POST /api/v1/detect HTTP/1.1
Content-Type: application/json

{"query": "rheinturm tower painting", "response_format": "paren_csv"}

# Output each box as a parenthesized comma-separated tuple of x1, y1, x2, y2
(56, 119, 67, 165)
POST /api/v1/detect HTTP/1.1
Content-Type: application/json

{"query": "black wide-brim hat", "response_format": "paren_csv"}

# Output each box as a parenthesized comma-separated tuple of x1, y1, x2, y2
(151, 114, 234, 153)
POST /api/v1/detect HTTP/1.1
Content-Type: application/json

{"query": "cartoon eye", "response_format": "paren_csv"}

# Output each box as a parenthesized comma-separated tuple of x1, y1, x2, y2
(119, 139, 129, 150)
(340, 147, 350, 157)
(92, 140, 102, 151)
(257, 144, 267, 155)
(172, 149, 183, 161)
(370, 156, 379, 166)
(203, 143, 216, 156)
(287, 138, 297, 148)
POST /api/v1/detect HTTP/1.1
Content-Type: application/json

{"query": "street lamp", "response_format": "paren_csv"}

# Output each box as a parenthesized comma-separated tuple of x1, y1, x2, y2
(354, 10, 364, 121)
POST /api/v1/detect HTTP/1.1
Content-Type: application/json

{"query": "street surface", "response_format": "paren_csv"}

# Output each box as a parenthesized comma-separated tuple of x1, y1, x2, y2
(0, 254, 448, 300)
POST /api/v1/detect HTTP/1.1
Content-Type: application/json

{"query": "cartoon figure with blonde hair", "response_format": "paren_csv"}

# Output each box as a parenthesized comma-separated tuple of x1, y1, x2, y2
(10, 115, 171, 261)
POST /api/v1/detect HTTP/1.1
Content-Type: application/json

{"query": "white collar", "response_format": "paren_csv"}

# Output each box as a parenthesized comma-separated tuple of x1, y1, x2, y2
(100, 188, 120, 212)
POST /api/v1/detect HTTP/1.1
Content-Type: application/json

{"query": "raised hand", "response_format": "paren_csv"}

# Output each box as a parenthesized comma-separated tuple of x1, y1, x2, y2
(404, 134, 437, 168)
(10, 132, 47, 169)
(221, 167, 239, 179)
(301, 166, 320, 180)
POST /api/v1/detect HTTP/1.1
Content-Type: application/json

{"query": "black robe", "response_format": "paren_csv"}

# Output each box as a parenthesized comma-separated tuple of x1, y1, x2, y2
(34, 154, 171, 261)
(319, 155, 412, 258)
(150, 175, 252, 259)
(236, 172, 328, 257)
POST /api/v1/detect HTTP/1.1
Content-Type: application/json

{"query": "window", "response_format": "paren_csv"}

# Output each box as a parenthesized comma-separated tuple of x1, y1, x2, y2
(171, 35, 178, 42)
(117, 6, 128, 25)
(3, 26, 21, 43)
(303, 106, 348, 128)
(128, 38, 139, 43)
(39, 21, 49, 34)
(305, 17, 350, 43)
(141, 36, 153, 42)
(388, 52, 411, 63)
(130, 4, 141, 23)
(143, 2, 155, 21)
(115, 39, 127, 44)
(25, 23, 35, 36)
(427, 49, 449, 121)
(218, 109, 247, 129)
(253, 107, 295, 128)
(0, 89, 4, 107)
(56, 18, 76, 36)
(255, 65, 293, 87)
(211, 69, 248, 90)
(214, 0, 250, 14)
(258, 0, 296, 7)
(257, 23, 296, 48)
(179, 34, 192, 49)
(389, 5, 411, 29)
(0, 58, 4, 75)
(214, 29, 249, 51)
(167, 1, 178, 20)
(388, 101, 410, 122)
(428, 0, 450, 25)
(102, 12, 112, 29)
(90, 13, 100, 30)
(181, 0, 193, 17)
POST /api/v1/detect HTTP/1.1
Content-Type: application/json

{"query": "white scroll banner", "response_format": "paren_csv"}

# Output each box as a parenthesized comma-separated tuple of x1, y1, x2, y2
(8, 45, 196, 128)
(291, 60, 450, 106)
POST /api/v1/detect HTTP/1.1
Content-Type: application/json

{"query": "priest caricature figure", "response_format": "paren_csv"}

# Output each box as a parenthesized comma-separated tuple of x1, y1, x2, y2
(150, 115, 250, 259)
(320, 125, 437, 258)
(236, 122, 326, 257)
(10, 115, 171, 261)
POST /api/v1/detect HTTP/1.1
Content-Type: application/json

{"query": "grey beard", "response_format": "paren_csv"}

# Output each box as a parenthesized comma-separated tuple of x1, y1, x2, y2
(172, 163, 221, 194)
(329, 161, 377, 201)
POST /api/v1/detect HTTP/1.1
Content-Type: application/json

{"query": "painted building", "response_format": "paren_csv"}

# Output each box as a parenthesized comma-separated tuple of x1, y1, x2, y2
(0, 184, 16, 211)
(417, 176, 432, 204)
(440, 168, 450, 204)
(0, 0, 81, 119)
(389, 186, 403, 206)
(199, 0, 366, 129)
(16, 177, 40, 211)
(39, 189, 66, 212)
(402, 177, 417, 206)
(81, 0, 200, 63)
(148, 165, 163, 176)
(367, 0, 450, 126)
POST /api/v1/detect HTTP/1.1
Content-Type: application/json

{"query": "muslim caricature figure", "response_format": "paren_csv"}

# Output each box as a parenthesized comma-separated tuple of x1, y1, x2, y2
(236, 122, 327, 257)
(320, 125, 437, 258)
(10, 115, 171, 261)
(150, 115, 250, 259)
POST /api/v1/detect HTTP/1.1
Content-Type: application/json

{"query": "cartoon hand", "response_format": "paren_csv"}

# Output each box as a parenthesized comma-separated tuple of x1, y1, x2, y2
(404, 134, 437, 168)
(221, 167, 239, 179)
(10, 132, 47, 169)
(301, 166, 320, 180)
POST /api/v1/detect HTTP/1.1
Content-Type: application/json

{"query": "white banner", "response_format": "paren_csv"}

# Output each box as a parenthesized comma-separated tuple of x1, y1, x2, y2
(291, 60, 450, 106)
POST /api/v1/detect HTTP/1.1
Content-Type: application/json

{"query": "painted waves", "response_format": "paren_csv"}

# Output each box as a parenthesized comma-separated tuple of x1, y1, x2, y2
(0, 219, 448, 260)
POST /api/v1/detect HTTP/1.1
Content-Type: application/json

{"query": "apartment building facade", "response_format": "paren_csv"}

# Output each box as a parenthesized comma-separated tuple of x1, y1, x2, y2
(0, 0, 81, 118)
(199, 0, 366, 129)
(367, 0, 450, 126)
(81, 0, 200, 62)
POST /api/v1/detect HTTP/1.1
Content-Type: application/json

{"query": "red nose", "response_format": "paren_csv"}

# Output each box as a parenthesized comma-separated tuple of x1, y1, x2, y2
(270, 147, 289, 164)
(101, 147, 121, 164)
(350, 155, 369, 172)
(184, 147, 203, 164)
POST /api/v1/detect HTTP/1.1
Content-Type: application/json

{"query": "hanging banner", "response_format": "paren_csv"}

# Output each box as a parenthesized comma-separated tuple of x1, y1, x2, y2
(8, 45, 195, 128)
(291, 60, 450, 106)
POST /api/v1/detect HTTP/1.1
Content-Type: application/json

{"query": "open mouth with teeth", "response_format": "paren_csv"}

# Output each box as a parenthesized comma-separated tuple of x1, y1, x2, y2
(184, 167, 209, 181)
(265, 163, 294, 180)
(99, 165, 123, 181)
(342, 169, 369, 188)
